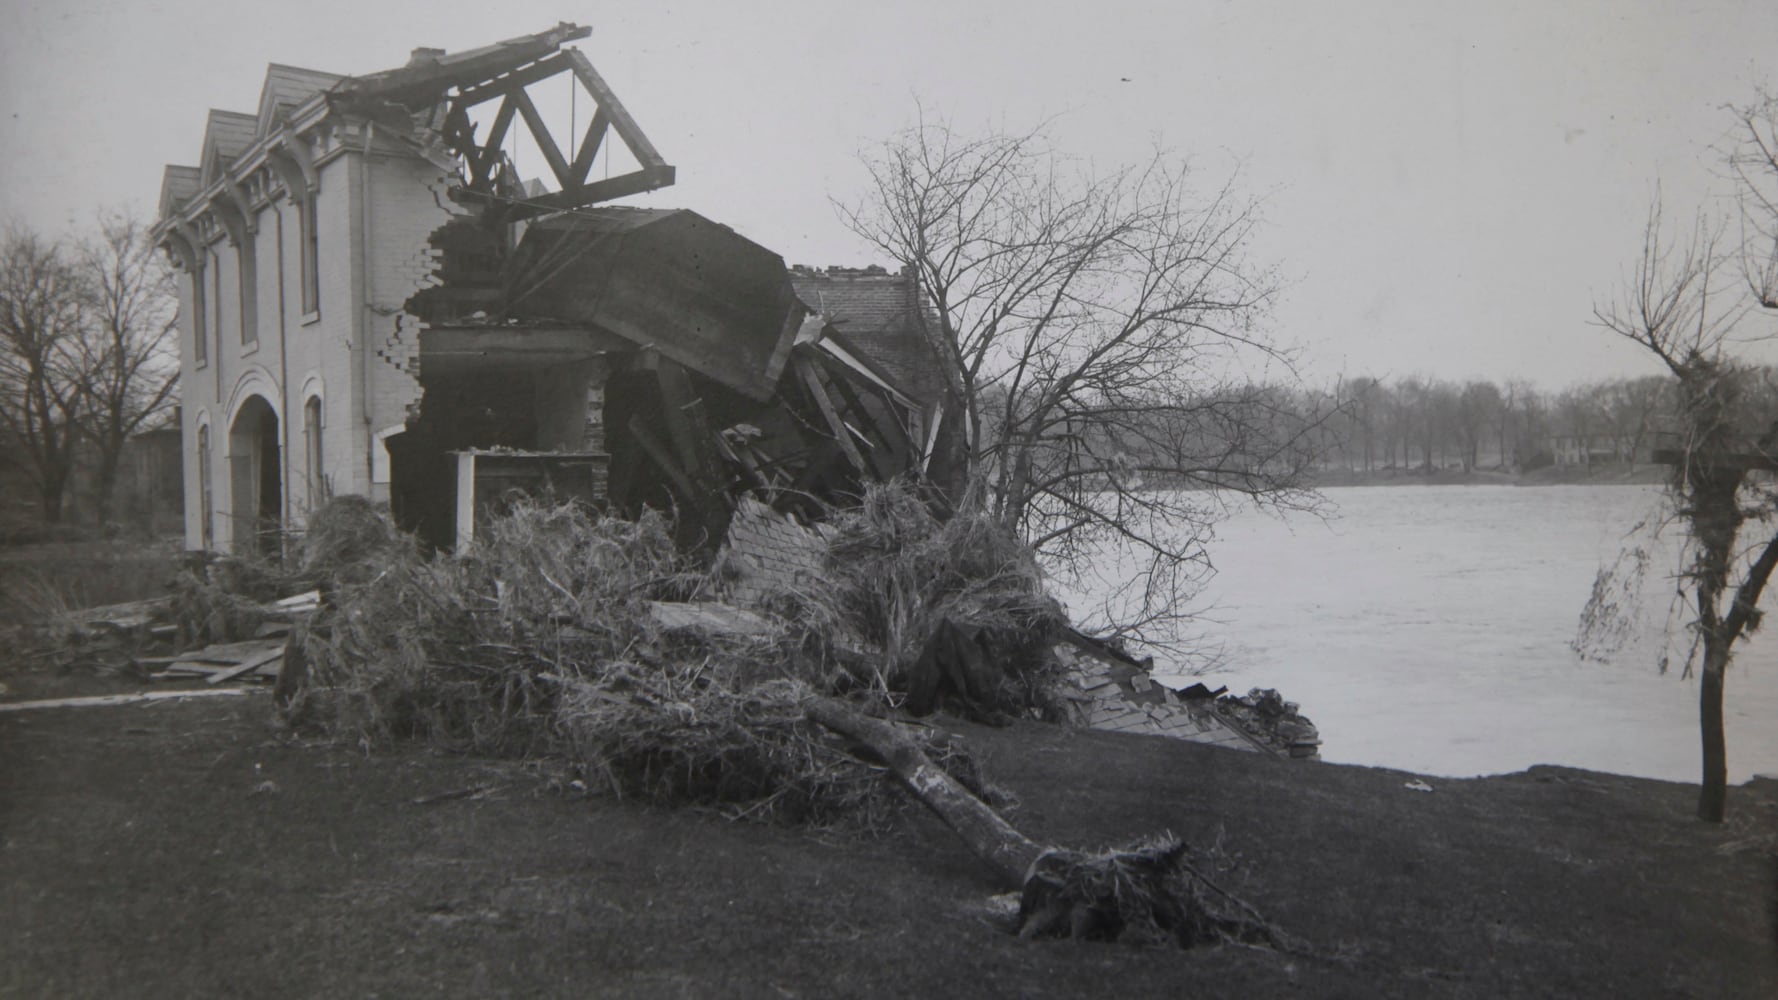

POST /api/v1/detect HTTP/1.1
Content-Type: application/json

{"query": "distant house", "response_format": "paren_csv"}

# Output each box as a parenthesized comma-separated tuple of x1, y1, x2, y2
(117, 411, 184, 534)
(1548, 433, 1657, 468)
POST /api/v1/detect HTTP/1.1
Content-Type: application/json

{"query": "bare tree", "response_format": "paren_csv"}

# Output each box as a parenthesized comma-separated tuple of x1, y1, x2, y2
(1594, 375, 1673, 469)
(1726, 87, 1778, 310)
(1590, 197, 1774, 822)
(1455, 380, 1502, 471)
(838, 117, 1324, 650)
(0, 226, 88, 523)
(75, 211, 179, 524)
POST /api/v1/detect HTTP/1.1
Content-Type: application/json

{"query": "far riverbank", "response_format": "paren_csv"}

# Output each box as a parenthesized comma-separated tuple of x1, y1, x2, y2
(1311, 464, 1668, 488)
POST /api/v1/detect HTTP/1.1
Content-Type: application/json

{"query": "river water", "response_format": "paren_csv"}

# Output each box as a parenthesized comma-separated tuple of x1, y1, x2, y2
(1067, 484, 1778, 784)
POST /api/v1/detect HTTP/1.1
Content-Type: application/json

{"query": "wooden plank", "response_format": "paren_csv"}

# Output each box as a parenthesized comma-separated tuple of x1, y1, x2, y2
(815, 359, 907, 480)
(452, 52, 572, 109)
(153, 667, 224, 680)
(0, 689, 254, 713)
(794, 357, 868, 476)
(175, 638, 287, 663)
(271, 590, 321, 610)
(207, 645, 286, 685)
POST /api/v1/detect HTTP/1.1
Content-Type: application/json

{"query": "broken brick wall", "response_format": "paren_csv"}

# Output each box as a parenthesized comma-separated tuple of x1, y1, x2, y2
(715, 497, 831, 605)
(359, 149, 464, 497)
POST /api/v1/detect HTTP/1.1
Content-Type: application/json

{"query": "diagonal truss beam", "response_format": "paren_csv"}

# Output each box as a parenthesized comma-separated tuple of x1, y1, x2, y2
(443, 46, 673, 218)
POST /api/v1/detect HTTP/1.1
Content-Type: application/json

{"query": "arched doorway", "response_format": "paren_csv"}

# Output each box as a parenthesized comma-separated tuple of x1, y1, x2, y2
(229, 395, 282, 555)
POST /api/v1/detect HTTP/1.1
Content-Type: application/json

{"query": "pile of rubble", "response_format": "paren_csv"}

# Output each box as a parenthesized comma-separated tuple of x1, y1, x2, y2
(45, 589, 320, 687)
(1051, 636, 1320, 760)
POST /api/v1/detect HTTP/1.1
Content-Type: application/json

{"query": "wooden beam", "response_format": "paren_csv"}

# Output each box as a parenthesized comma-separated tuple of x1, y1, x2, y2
(463, 164, 676, 218)
(562, 49, 670, 169)
(470, 97, 518, 190)
(566, 107, 610, 186)
(452, 51, 572, 109)
(795, 357, 868, 476)
(509, 87, 573, 187)
(422, 324, 632, 365)
(206, 645, 286, 685)
(818, 356, 914, 478)
(0, 689, 253, 713)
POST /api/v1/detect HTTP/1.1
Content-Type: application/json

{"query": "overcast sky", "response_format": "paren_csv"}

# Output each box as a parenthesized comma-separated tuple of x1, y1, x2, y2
(3, 0, 1773, 390)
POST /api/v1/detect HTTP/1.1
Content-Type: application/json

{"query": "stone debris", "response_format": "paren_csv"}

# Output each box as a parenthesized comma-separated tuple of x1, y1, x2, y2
(1051, 639, 1320, 759)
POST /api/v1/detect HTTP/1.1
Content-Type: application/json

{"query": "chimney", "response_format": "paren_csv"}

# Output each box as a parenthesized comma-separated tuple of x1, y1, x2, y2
(408, 47, 446, 66)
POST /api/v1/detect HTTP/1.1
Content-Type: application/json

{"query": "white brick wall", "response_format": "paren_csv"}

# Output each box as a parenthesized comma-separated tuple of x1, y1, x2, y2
(174, 146, 456, 550)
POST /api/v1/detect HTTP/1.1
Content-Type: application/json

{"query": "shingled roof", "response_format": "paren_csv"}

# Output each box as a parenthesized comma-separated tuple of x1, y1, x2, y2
(198, 110, 259, 186)
(255, 64, 344, 135)
(158, 165, 202, 218)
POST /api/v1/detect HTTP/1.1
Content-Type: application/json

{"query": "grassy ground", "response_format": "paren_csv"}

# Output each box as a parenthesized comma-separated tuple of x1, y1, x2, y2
(0, 537, 182, 626)
(1, 686, 1772, 999)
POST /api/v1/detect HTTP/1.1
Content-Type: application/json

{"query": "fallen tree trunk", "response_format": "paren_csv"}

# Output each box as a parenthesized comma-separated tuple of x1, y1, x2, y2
(805, 696, 1043, 888)
(804, 696, 1287, 949)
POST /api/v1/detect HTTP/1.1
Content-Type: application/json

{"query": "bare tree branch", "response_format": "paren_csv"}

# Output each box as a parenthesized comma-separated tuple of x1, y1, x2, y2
(838, 116, 1323, 654)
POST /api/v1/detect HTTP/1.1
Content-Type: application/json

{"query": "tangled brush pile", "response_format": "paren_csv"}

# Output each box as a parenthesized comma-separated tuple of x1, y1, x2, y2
(813, 480, 1068, 715)
(281, 496, 994, 828)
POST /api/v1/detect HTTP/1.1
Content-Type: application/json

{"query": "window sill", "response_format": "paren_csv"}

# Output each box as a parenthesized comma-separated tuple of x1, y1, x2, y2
(300, 310, 321, 327)
(242, 342, 259, 358)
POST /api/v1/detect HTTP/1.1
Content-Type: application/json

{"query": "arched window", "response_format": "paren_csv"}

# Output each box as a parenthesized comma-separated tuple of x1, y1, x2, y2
(303, 396, 324, 510)
(197, 423, 214, 550)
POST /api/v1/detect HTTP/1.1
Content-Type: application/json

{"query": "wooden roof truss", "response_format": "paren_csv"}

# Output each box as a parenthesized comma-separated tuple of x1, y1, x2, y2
(436, 47, 674, 220)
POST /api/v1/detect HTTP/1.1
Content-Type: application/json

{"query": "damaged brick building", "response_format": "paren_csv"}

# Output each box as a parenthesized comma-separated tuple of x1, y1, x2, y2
(153, 23, 949, 556)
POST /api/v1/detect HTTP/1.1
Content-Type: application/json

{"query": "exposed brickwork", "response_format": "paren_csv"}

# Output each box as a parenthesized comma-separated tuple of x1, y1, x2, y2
(715, 497, 831, 605)
(584, 382, 606, 453)
(364, 156, 462, 431)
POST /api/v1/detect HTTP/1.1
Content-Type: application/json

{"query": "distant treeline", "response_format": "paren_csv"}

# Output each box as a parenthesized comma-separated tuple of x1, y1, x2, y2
(1288, 372, 1778, 474)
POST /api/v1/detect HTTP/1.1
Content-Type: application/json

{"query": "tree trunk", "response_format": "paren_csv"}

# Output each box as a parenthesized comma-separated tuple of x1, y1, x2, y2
(804, 696, 1042, 888)
(39, 470, 67, 523)
(1697, 640, 1729, 823)
(93, 449, 121, 526)
(803, 696, 1287, 948)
